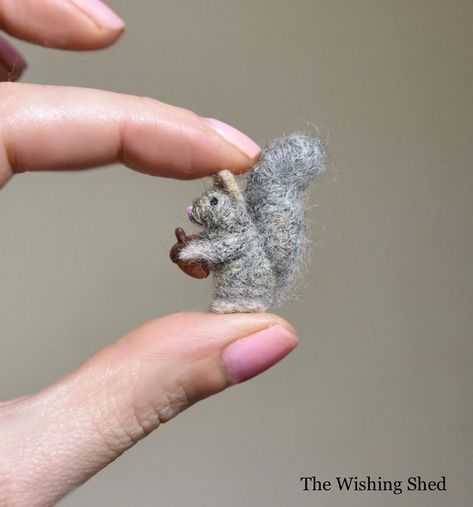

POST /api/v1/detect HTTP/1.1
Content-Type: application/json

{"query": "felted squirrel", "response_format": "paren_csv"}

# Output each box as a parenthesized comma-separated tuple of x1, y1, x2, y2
(170, 134, 326, 313)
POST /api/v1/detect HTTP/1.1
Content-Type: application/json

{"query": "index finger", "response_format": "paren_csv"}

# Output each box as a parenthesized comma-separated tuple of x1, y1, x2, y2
(0, 83, 261, 187)
(0, 0, 124, 50)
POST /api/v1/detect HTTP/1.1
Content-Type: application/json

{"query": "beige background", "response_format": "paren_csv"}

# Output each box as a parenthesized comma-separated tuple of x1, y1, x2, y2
(1, 0, 472, 505)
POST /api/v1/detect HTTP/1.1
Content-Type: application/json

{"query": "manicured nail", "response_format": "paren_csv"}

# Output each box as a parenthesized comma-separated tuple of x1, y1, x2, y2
(186, 205, 193, 215)
(223, 325, 298, 384)
(71, 0, 125, 30)
(0, 36, 27, 82)
(204, 118, 261, 159)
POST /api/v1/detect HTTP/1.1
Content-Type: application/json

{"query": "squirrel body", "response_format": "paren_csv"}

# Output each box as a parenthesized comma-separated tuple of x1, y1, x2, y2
(172, 134, 326, 313)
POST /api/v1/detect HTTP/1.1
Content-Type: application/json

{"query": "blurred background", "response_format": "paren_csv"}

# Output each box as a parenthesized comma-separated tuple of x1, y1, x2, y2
(0, 1, 471, 505)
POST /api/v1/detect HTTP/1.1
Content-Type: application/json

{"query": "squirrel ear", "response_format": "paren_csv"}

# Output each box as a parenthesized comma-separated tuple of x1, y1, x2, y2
(213, 170, 243, 199)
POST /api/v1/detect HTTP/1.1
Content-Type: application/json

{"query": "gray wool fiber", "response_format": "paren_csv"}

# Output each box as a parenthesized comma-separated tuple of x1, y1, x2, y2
(179, 133, 327, 313)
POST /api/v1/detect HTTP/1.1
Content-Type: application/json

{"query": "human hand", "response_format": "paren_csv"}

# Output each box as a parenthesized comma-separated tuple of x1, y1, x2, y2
(0, 2, 298, 505)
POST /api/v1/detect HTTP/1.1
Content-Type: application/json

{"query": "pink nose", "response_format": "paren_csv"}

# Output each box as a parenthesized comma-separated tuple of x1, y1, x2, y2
(186, 205, 193, 215)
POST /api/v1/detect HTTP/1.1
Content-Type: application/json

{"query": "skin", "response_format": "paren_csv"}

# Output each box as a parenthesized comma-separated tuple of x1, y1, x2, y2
(0, 1, 298, 505)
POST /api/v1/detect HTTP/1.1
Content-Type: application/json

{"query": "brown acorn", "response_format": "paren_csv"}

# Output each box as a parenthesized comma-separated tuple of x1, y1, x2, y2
(170, 228, 210, 279)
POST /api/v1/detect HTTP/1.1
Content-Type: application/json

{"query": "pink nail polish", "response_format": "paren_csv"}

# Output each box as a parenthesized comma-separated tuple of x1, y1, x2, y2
(72, 0, 125, 30)
(204, 118, 261, 159)
(0, 35, 26, 82)
(223, 326, 298, 384)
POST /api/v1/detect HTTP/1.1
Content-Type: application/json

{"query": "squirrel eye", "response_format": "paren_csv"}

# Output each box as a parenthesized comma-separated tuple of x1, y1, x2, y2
(210, 197, 218, 206)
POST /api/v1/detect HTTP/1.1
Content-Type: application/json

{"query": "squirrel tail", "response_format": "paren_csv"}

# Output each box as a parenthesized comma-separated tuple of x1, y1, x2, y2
(245, 133, 327, 304)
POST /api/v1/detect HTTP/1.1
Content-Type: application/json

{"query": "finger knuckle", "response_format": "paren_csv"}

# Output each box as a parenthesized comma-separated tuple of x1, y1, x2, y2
(151, 383, 190, 424)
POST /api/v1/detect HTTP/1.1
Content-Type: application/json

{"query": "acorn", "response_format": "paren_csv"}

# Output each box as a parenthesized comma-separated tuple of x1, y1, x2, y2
(170, 228, 210, 279)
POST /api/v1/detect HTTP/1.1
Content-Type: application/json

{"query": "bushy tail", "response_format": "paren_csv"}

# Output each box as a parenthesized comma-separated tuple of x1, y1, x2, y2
(245, 134, 327, 304)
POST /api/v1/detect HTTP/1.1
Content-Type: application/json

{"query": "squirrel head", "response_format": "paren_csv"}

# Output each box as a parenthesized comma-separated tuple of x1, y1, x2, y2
(187, 170, 247, 231)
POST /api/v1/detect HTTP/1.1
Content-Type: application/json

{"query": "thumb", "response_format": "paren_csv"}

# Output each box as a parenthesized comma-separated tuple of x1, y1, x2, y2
(0, 312, 297, 505)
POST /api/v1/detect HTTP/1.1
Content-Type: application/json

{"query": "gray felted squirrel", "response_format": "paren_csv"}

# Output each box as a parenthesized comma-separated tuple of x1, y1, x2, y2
(170, 134, 326, 313)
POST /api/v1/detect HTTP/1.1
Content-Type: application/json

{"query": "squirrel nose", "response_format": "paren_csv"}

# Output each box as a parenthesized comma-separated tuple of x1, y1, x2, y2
(186, 204, 193, 215)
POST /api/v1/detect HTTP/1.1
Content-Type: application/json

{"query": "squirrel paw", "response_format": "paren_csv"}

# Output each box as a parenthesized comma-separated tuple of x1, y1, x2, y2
(170, 228, 210, 279)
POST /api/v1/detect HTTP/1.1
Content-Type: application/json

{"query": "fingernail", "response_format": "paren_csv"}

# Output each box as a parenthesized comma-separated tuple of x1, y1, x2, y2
(71, 0, 125, 30)
(223, 325, 298, 384)
(204, 118, 261, 159)
(186, 205, 193, 215)
(0, 36, 27, 82)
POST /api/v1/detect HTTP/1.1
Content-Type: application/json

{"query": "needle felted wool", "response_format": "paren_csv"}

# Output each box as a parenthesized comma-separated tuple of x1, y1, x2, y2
(170, 133, 327, 313)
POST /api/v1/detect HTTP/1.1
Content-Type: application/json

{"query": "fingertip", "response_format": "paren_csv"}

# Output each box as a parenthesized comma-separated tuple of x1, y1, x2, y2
(203, 117, 261, 163)
(119, 101, 258, 179)
(142, 311, 298, 356)
(0, 0, 125, 50)
(68, 0, 125, 49)
(71, 0, 125, 31)
(222, 325, 298, 385)
(85, 23, 125, 49)
(255, 312, 298, 337)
